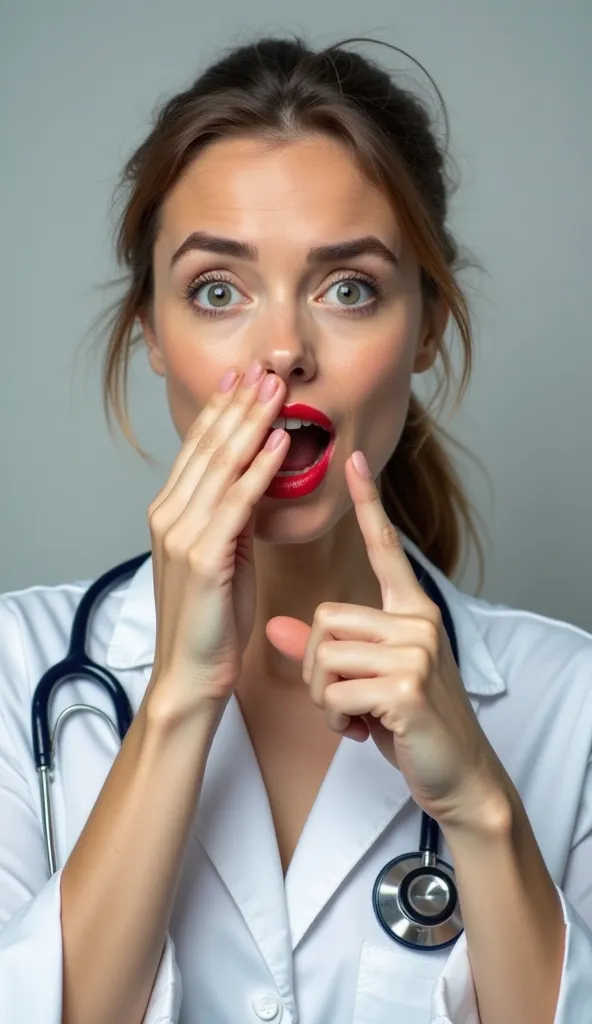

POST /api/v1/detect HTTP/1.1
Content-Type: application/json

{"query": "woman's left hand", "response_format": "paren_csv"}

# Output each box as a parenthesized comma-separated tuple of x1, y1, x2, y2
(266, 450, 509, 831)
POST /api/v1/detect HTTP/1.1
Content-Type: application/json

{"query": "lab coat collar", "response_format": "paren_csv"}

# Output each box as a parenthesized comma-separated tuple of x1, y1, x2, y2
(402, 535, 507, 698)
(104, 536, 507, 699)
(105, 551, 155, 671)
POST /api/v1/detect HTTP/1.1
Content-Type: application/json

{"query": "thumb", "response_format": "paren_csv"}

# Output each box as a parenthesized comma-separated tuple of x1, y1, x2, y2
(265, 616, 311, 663)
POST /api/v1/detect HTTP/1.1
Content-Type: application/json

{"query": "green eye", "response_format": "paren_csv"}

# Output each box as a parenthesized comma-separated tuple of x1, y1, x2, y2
(196, 281, 240, 309)
(336, 281, 362, 304)
(208, 284, 232, 306)
(323, 277, 377, 309)
(184, 275, 248, 316)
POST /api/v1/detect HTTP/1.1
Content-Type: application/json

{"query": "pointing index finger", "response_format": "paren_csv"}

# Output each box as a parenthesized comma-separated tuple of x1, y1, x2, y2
(347, 450, 426, 613)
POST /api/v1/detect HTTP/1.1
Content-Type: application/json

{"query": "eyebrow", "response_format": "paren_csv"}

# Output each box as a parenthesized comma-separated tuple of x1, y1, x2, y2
(170, 231, 399, 268)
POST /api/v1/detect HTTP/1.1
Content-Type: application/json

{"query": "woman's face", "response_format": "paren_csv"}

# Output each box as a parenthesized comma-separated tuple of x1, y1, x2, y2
(144, 134, 441, 542)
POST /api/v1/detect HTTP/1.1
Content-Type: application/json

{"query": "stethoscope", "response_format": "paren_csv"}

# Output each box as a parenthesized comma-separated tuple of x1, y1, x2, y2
(31, 549, 464, 952)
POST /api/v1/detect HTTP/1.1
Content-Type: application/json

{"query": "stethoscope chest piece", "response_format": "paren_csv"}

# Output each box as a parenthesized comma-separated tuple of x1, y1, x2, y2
(372, 851, 464, 951)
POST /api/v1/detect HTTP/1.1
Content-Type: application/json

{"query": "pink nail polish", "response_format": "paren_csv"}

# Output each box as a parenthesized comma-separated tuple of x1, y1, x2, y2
(352, 450, 372, 478)
(259, 374, 279, 402)
(264, 428, 286, 451)
(245, 361, 263, 387)
(218, 368, 238, 393)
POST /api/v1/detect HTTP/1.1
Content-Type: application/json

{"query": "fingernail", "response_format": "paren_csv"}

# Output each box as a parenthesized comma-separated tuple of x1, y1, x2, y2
(244, 361, 263, 387)
(259, 374, 280, 402)
(264, 428, 286, 451)
(218, 368, 238, 393)
(352, 450, 372, 478)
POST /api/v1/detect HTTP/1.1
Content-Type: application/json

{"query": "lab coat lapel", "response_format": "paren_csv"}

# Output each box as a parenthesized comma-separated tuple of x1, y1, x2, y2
(193, 695, 418, 959)
(285, 724, 413, 951)
(194, 694, 294, 993)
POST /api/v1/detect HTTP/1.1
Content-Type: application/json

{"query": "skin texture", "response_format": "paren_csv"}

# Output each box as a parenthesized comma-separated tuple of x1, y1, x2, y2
(141, 133, 442, 685)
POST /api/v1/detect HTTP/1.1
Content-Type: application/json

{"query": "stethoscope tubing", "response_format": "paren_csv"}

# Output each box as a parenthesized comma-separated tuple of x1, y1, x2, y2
(31, 552, 149, 873)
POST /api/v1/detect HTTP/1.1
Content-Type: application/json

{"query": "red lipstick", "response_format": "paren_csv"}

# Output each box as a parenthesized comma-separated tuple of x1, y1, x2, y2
(265, 403, 335, 500)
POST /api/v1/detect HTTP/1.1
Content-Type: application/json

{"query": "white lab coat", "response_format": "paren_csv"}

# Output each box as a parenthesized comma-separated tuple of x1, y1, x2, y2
(1, 536, 592, 1023)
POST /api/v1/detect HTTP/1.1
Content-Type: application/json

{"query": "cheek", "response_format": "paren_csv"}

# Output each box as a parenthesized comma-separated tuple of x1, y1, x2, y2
(344, 328, 418, 473)
(151, 303, 227, 438)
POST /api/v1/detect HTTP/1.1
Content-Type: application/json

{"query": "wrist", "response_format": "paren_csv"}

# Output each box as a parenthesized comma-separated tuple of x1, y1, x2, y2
(438, 775, 516, 846)
(142, 679, 227, 739)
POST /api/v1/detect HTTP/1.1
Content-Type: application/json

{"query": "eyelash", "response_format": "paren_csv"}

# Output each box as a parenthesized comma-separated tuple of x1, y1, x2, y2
(182, 269, 383, 318)
(182, 271, 247, 318)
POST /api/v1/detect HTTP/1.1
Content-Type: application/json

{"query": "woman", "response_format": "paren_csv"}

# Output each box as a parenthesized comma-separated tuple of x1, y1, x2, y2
(0, 35, 591, 1024)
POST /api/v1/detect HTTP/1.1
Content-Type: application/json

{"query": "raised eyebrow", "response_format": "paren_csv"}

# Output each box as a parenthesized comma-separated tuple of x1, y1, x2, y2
(170, 232, 399, 269)
(307, 236, 400, 267)
(170, 232, 258, 267)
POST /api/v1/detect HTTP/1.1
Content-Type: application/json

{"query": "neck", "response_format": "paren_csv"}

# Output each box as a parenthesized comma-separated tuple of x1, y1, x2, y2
(243, 507, 383, 687)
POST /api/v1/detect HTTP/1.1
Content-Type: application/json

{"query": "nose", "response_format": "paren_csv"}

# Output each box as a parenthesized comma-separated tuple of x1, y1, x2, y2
(251, 318, 317, 386)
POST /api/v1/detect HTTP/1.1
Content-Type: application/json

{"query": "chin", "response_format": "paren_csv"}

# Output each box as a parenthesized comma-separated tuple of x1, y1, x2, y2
(253, 490, 349, 546)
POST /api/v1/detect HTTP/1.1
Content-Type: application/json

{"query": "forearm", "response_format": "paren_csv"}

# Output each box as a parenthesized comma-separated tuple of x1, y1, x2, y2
(442, 783, 565, 1024)
(60, 688, 220, 1024)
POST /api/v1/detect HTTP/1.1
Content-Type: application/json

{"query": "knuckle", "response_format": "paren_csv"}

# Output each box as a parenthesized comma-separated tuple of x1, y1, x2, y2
(419, 617, 440, 656)
(315, 601, 338, 627)
(186, 544, 212, 578)
(147, 498, 162, 524)
(323, 685, 341, 711)
(424, 600, 443, 627)
(245, 399, 269, 426)
(161, 530, 186, 561)
(208, 443, 234, 471)
(315, 640, 333, 667)
(232, 390, 251, 413)
(186, 544, 224, 586)
(148, 503, 169, 536)
(396, 672, 426, 706)
(413, 646, 433, 677)
(194, 428, 219, 456)
(380, 521, 401, 550)
(186, 419, 205, 442)
(147, 494, 161, 517)
(309, 686, 324, 709)
(186, 405, 221, 442)
(225, 480, 250, 509)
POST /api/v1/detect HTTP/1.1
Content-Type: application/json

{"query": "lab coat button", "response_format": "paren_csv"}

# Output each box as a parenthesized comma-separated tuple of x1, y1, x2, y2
(251, 992, 283, 1020)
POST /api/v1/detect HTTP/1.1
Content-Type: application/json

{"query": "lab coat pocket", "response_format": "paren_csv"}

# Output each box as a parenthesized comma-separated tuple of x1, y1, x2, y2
(352, 941, 438, 1024)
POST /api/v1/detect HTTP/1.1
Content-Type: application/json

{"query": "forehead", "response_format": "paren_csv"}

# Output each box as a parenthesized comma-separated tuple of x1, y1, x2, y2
(156, 134, 402, 256)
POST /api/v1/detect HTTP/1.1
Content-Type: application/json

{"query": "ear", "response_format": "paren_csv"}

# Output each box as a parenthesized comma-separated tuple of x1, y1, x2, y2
(413, 297, 449, 374)
(139, 309, 166, 377)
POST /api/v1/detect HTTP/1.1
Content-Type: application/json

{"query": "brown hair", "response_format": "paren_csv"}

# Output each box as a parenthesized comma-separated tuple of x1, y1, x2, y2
(99, 36, 485, 582)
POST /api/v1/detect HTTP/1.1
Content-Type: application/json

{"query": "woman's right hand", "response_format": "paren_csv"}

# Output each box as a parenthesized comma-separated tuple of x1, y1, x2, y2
(144, 362, 289, 720)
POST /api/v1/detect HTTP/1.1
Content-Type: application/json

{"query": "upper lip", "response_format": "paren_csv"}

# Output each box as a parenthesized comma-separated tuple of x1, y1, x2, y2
(276, 403, 334, 434)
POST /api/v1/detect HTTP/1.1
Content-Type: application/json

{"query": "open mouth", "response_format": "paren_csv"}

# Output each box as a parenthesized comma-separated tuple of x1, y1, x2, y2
(264, 402, 335, 499)
(273, 418, 333, 476)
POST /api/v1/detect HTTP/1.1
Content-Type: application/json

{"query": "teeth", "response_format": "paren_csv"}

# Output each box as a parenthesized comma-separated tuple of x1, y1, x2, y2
(271, 417, 317, 430)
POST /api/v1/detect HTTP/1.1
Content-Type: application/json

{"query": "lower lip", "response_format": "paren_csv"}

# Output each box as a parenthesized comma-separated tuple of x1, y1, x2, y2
(265, 436, 336, 500)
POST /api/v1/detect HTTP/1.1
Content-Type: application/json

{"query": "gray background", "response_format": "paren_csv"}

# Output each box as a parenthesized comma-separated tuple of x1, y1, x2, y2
(1, 0, 591, 629)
